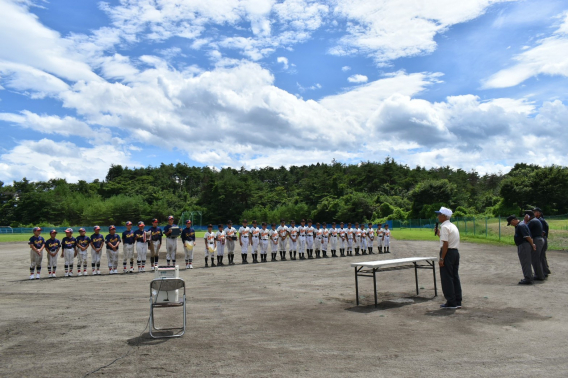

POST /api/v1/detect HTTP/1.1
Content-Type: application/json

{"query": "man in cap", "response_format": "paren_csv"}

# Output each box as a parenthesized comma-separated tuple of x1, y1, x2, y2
(216, 224, 226, 266)
(28, 227, 45, 279)
(122, 221, 136, 273)
(533, 207, 551, 277)
(277, 219, 288, 261)
(46, 230, 61, 278)
(259, 222, 270, 262)
(250, 220, 261, 263)
(61, 228, 77, 277)
(76, 228, 90, 276)
(366, 223, 375, 254)
(338, 222, 347, 257)
(149, 219, 163, 271)
(507, 215, 537, 284)
(225, 220, 237, 265)
(134, 221, 148, 272)
(525, 210, 546, 281)
(435, 207, 462, 309)
(305, 219, 315, 259)
(181, 220, 195, 269)
(269, 223, 279, 261)
(204, 224, 217, 267)
(106, 226, 121, 274)
(354, 222, 361, 255)
(383, 224, 391, 253)
(90, 226, 104, 275)
(288, 220, 298, 260)
(164, 216, 179, 267)
(239, 219, 251, 264)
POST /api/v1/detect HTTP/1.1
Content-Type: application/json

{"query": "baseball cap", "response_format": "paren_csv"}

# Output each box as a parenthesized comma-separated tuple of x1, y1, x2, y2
(227, 220, 232, 224)
(79, 228, 86, 232)
(65, 228, 73, 233)
(50, 229, 57, 234)
(185, 220, 191, 224)
(32, 227, 42, 232)
(126, 221, 132, 226)
(94, 225, 101, 230)
(109, 225, 116, 230)
(152, 218, 158, 223)
(207, 224, 213, 228)
(167, 215, 174, 220)
(506, 215, 518, 226)
(532, 207, 543, 214)
(524, 210, 535, 218)
(138, 221, 145, 226)
(435, 206, 453, 218)
(243, 219, 248, 223)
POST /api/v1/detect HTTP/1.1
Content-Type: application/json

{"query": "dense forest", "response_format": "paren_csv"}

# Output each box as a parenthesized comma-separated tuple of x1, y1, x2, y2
(1, 159, 566, 227)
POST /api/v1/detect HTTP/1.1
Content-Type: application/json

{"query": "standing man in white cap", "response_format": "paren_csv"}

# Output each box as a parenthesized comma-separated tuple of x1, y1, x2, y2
(61, 228, 77, 277)
(435, 207, 462, 309)
(122, 221, 136, 273)
(164, 216, 179, 267)
(204, 224, 217, 267)
(28, 227, 45, 279)
(90, 226, 104, 275)
(181, 220, 195, 269)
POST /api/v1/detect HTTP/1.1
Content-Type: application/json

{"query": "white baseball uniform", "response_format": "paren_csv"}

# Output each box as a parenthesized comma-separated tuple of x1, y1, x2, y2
(277, 225, 288, 251)
(288, 226, 298, 251)
(339, 228, 346, 250)
(216, 230, 226, 256)
(260, 228, 270, 254)
(378, 228, 385, 248)
(315, 228, 323, 250)
(367, 228, 375, 249)
(354, 228, 362, 250)
(298, 225, 306, 253)
(250, 226, 260, 253)
(383, 229, 391, 247)
(239, 226, 251, 254)
(270, 229, 279, 253)
(346, 228, 354, 250)
(225, 226, 237, 254)
(359, 228, 367, 250)
(306, 226, 315, 249)
(330, 227, 338, 250)
(204, 231, 216, 258)
(322, 228, 329, 251)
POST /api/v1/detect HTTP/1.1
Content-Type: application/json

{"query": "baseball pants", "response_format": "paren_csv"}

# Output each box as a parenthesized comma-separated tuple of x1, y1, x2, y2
(251, 238, 259, 253)
(166, 238, 177, 262)
(217, 242, 225, 256)
(91, 248, 102, 264)
(47, 252, 58, 269)
(260, 240, 268, 254)
(298, 237, 306, 253)
(227, 239, 235, 254)
(517, 242, 533, 281)
(270, 240, 278, 253)
(150, 241, 161, 258)
(183, 242, 194, 262)
(360, 238, 367, 250)
(64, 248, 75, 266)
(289, 240, 297, 251)
(241, 239, 250, 254)
(378, 237, 384, 248)
(278, 239, 287, 251)
(532, 238, 545, 280)
(77, 250, 88, 268)
(383, 237, 390, 247)
(30, 249, 43, 270)
(123, 244, 135, 262)
(136, 242, 148, 263)
(330, 237, 337, 250)
(347, 239, 353, 250)
(205, 244, 216, 258)
(306, 237, 314, 250)
(107, 249, 119, 269)
(354, 239, 359, 250)
(322, 238, 328, 251)
(339, 239, 345, 249)
(315, 238, 322, 250)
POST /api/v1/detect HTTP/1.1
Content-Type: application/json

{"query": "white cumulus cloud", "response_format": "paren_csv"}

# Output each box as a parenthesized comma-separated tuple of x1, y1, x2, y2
(347, 74, 368, 83)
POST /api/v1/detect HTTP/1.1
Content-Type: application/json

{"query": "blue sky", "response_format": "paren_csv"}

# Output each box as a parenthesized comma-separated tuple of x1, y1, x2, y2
(1, 0, 568, 183)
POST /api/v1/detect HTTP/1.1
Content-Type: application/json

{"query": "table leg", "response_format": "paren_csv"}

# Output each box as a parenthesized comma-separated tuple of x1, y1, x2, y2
(414, 262, 419, 295)
(355, 267, 359, 306)
(432, 260, 438, 296)
(373, 268, 378, 307)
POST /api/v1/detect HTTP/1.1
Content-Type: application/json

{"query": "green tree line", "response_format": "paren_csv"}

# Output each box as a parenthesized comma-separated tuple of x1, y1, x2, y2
(1, 159, 566, 227)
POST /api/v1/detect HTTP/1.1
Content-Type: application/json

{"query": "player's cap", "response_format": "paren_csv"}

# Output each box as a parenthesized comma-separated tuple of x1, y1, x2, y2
(262, 222, 266, 226)
(79, 228, 86, 232)
(227, 220, 232, 224)
(50, 229, 57, 234)
(301, 219, 305, 222)
(168, 215, 174, 220)
(252, 220, 257, 223)
(152, 218, 158, 223)
(368, 222, 373, 225)
(434, 206, 453, 218)
(307, 219, 312, 223)
(271, 223, 276, 227)
(243, 219, 248, 223)
(207, 224, 213, 228)
(532, 207, 543, 214)
(109, 225, 116, 230)
(290, 220, 295, 223)
(126, 221, 132, 226)
(384, 223, 389, 227)
(524, 210, 535, 218)
(94, 225, 101, 230)
(280, 219, 285, 222)
(32, 227, 42, 232)
(138, 221, 145, 226)
(218, 224, 223, 228)
(185, 220, 191, 224)
(506, 215, 518, 226)
(65, 228, 73, 233)
(316, 222, 320, 226)
(332, 222, 336, 224)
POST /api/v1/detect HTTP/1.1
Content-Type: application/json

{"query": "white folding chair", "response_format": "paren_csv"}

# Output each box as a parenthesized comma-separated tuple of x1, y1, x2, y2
(149, 278, 186, 338)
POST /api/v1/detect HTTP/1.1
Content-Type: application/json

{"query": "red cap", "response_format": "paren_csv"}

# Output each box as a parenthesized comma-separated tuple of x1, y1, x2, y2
(94, 225, 101, 230)
(109, 225, 116, 230)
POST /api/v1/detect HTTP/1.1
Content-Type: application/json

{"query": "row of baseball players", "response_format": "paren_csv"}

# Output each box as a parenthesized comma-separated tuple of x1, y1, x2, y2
(26, 217, 392, 278)
(200, 219, 392, 267)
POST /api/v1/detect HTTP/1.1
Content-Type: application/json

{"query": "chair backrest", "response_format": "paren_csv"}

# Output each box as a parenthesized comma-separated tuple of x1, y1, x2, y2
(150, 278, 185, 293)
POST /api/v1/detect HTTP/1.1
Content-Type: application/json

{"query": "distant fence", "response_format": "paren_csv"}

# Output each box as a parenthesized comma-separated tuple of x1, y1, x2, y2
(393, 215, 568, 251)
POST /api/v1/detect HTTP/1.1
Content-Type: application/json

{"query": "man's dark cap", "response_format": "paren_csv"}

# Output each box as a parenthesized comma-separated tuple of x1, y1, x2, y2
(506, 215, 518, 226)
(524, 210, 535, 218)
(532, 207, 543, 214)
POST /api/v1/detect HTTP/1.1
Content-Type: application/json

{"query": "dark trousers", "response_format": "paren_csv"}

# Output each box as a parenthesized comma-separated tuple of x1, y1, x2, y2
(517, 242, 533, 281)
(532, 238, 545, 280)
(440, 249, 462, 306)
(541, 237, 550, 275)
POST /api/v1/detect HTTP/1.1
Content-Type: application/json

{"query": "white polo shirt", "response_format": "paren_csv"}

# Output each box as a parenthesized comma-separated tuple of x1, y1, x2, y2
(439, 220, 460, 249)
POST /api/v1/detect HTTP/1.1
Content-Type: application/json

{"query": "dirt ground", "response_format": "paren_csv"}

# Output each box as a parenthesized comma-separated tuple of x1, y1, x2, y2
(1, 239, 567, 378)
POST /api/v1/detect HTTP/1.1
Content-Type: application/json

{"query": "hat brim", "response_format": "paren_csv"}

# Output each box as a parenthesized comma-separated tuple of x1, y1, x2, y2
(434, 211, 442, 214)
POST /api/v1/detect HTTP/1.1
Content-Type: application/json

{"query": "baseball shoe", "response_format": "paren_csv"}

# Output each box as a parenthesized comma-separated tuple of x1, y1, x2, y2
(30, 274, 35, 280)
(186, 264, 189, 269)
(151, 266, 155, 271)
(77, 271, 82, 276)
(64, 273, 69, 277)
(96, 270, 101, 275)
(440, 303, 457, 309)
(189, 264, 193, 269)
(92, 270, 96, 275)
(68, 272, 73, 277)
(130, 268, 134, 273)
(35, 274, 40, 279)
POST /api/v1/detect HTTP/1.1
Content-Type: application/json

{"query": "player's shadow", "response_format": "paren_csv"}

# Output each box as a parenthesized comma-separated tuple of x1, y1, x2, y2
(346, 296, 430, 313)
(127, 333, 172, 346)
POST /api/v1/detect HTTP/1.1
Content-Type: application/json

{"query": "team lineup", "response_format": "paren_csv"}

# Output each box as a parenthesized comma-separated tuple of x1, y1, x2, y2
(27, 217, 392, 279)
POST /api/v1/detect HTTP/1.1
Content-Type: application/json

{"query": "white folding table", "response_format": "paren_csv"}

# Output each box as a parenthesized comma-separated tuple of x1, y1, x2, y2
(351, 257, 439, 307)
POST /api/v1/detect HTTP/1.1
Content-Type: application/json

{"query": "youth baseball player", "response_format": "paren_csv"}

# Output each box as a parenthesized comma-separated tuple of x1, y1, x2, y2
(339, 222, 347, 257)
(346, 223, 354, 256)
(321, 223, 329, 258)
(61, 228, 77, 277)
(260, 222, 270, 262)
(250, 220, 260, 263)
(359, 223, 368, 255)
(46, 230, 61, 278)
(163, 216, 179, 267)
(90, 226, 104, 275)
(383, 224, 391, 253)
(330, 222, 339, 257)
(134, 221, 148, 272)
(105, 226, 121, 274)
(298, 219, 306, 259)
(314, 223, 323, 258)
(204, 224, 217, 267)
(277, 220, 288, 261)
(367, 223, 375, 254)
(354, 222, 361, 255)
(377, 225, 385, 253)
(306, 220, 315, 259)
(216, 224, 226, 266)
(225, 220, 237, 265)
(288, 220, 298, 260)
(75, 228, 90, 276)
(239, 219, 250, 264)
(181, 220, 196, 269)
(28, 227, 45, 279)
(270, 223, 279, 261)
(122, 221, 136, 273)
(149, 219, 163, 270)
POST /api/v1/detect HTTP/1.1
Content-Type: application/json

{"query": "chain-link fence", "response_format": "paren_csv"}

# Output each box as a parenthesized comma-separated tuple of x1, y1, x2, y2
(392, 215, 568, 250)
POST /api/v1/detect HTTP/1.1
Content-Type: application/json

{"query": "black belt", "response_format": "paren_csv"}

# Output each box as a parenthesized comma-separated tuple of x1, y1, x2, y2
(124, 242, 134, 245)
(136, 241, 146, 243)
(167, 237, 177, 239)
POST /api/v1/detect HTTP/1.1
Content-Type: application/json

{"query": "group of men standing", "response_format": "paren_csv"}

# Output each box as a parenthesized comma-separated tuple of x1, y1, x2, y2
(507, 208, 551, 285)
(201, 219, 392, 267)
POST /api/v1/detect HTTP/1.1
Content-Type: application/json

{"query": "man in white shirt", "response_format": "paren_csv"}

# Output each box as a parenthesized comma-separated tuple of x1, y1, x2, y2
(330, 222, 338, 257)
(306, 220, 315, 259)
(288, 220, 298, 260)
(239, 220, 251, 264)
(366, 223, 375, 254)
(204, 224, 217, 268)
(377, 225, 384, 253)
(250, 220, 261, 264)
(338, 222, 347, 257)
(298, 219, 306, 259)
(277, 220, 288, 261)
(259, 222, 270, 262)
(435, 207, 462, 310)
(225, 220, 237, 265)
(269, 223, 279, 261)
(215, 224, 226, 266)
(383, 224, 391, 253)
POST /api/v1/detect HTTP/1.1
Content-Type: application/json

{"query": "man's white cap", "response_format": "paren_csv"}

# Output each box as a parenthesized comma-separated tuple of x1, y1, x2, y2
(435, 206, 453, 218)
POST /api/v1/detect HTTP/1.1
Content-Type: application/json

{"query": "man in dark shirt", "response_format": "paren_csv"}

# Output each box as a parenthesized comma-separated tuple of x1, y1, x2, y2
(507, 215, 536, 284)
(533, 207, 551, 276)
(122, 221, 136, 273)
(149, 219, 163, 271)
(181, 220, 196, 269)
(525, 210, 545, 281)
(76, 228, 91, 276)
